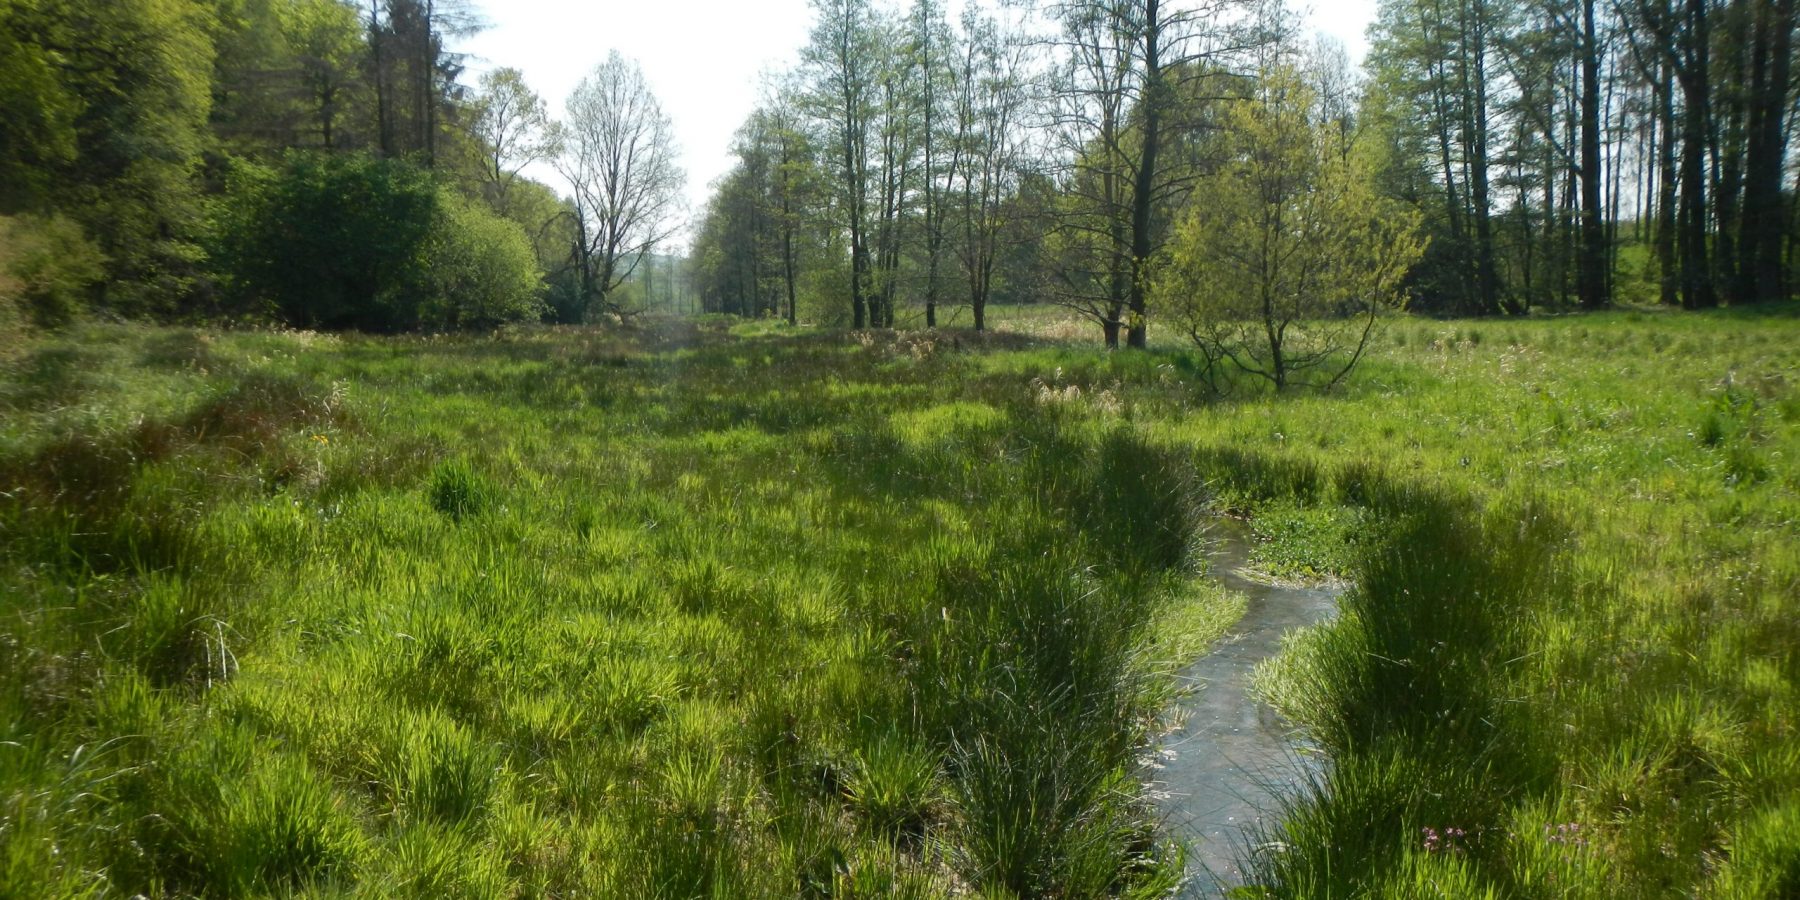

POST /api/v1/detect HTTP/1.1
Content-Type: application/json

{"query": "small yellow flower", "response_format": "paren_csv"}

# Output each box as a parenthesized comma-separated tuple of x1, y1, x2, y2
(311, 434, 330, 445)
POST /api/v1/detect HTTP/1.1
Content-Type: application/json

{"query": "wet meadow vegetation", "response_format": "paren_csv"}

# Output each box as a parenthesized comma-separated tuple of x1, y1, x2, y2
(1, 307, 1797, 897)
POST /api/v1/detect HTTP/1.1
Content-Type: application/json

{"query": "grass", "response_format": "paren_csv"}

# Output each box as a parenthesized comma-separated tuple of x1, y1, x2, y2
(0, 318, 1226, 897)
(1, 305, 1796, 897)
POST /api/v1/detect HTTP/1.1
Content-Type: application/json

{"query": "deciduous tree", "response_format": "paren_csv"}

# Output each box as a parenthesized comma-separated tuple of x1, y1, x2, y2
(557, 51, 686, 321)
(1166, 67, 1425, 390)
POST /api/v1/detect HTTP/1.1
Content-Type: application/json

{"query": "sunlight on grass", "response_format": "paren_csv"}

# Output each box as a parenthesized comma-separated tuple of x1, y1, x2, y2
(1, 308, 1795, 896)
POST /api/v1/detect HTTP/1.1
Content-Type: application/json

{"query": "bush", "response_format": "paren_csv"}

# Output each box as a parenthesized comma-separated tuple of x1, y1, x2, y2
(0, 213, 105, 328)
(428, 194, 546, 329)
(212, 153, 543, 332)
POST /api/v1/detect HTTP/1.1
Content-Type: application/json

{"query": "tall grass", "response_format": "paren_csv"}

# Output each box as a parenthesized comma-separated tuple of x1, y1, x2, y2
(1161, 310, 1800, 897)
(0, 322, 1221, 896)
(2, 310, 1793, 896)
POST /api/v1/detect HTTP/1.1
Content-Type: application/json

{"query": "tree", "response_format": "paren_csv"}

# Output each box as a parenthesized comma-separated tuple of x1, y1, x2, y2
(212, 151, 541, 331)
(1041, 0, 1270, 348)
(557, 51, 685, 321)
(1576, 0, 1608, 309)
(0, 0, 80, 213)
(869, 14, 919, 328)
(802, 0, 881, 328)
(763, 89, 820, 325)
(912, 0, 953, 327)
(949, 8, 1032, 331)
(427, 191, 546, 328)
(284, 0, 368, 150)
(1630, 0, 1717, 308)
(367, 0, 478, 164)
(1733, 0, 1795, 303)
(1165, 67, 1425, 391)
(209, 0, 369, 154)
(7, 0, 216, 315)
(1367, 0, 1506, 314)
(469, 67, 554, 217)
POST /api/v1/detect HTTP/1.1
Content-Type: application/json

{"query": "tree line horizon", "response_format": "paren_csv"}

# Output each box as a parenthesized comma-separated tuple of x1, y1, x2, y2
(2, 0, 1796, 349)
(692, 0, 1800, 345)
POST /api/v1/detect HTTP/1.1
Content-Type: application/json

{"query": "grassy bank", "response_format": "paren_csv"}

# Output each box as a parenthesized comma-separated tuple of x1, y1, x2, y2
(1, 320, 1235, 897)
(1151, 310, 1799, 897)
(2, 306, 1796, 897)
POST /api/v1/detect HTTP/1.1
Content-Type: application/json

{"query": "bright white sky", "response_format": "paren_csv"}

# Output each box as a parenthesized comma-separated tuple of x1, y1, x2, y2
(454, 0, 1378, 248)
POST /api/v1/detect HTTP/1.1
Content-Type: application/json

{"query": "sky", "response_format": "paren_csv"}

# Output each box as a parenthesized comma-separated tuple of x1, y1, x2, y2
(453, 0, 1379, 246)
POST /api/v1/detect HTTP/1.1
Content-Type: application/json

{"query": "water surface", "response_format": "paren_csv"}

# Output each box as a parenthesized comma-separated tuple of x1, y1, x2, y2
(1156, 518, 1342, 897)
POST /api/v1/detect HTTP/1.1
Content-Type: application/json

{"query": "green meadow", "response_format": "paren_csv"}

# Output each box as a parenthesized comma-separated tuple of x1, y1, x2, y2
(2, 308, 1797, 898)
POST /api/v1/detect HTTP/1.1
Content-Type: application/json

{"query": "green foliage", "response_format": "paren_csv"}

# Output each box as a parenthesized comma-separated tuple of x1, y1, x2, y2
(427, 193, 547, 328)
(212, 152, 543, 331)
(492, 176, 575, 276)
(1711, 801, 1800, 899)
(382, 710, 501, 825)
(1077, 427, 1202, 573)
(915, 528, 1177, 895)
(0, 213, 104, 328)
(1245, 501, 1368, 580)
(211, 152, 437, 330)
(847, 733, 943, 841)
(1164, 66, 1425, 391)
(170, 746, 369, 897)
(0, 319, 1231, 895)
(17, 0, 215, 315)
(0, 0, 79, 212)
(428, 459, 493, 521)
(210, 0, 368, 155)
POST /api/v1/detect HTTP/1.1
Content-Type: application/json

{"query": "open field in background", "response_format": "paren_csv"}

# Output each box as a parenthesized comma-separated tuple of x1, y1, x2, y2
(1, 305, 1797, 897)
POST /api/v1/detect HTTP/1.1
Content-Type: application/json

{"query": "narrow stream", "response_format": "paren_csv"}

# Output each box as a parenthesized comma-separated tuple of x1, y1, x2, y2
(1155, 518, 1343, 897)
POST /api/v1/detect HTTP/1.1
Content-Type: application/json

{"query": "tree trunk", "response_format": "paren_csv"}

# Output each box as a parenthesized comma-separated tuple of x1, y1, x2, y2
(1657, 46, 1679, 305)
(920, 1, 941, 330)
(423, 0, 437, 167)
(1737, 0, 1795, 302)
(1578, 0, 1608, 309)
(370, 1, 392, 156)
(1428, 49, 1472, 311)
(1709, 5, 1746, 300)
(1125, 0, 1162, 350)
(1679, 0, 1716, 309)
(1466, 0, 1502, 314)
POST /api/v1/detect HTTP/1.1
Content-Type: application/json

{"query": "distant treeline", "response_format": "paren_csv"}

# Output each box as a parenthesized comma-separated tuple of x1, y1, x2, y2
(3, 0, 1796, 340)
(694, 0, 1800, 347)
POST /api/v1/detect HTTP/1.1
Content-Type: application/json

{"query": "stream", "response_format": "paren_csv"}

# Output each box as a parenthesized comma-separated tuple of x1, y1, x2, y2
(1155, 518, 1343, 897)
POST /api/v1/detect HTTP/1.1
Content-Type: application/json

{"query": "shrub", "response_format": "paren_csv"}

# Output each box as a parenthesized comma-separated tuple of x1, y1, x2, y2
(0, 213, 105, 328)
(211, 153, 438, 331)
(426, 194, 546, 329)
(1162, 67, 1421, 392)
(211, 153, 543, 332)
